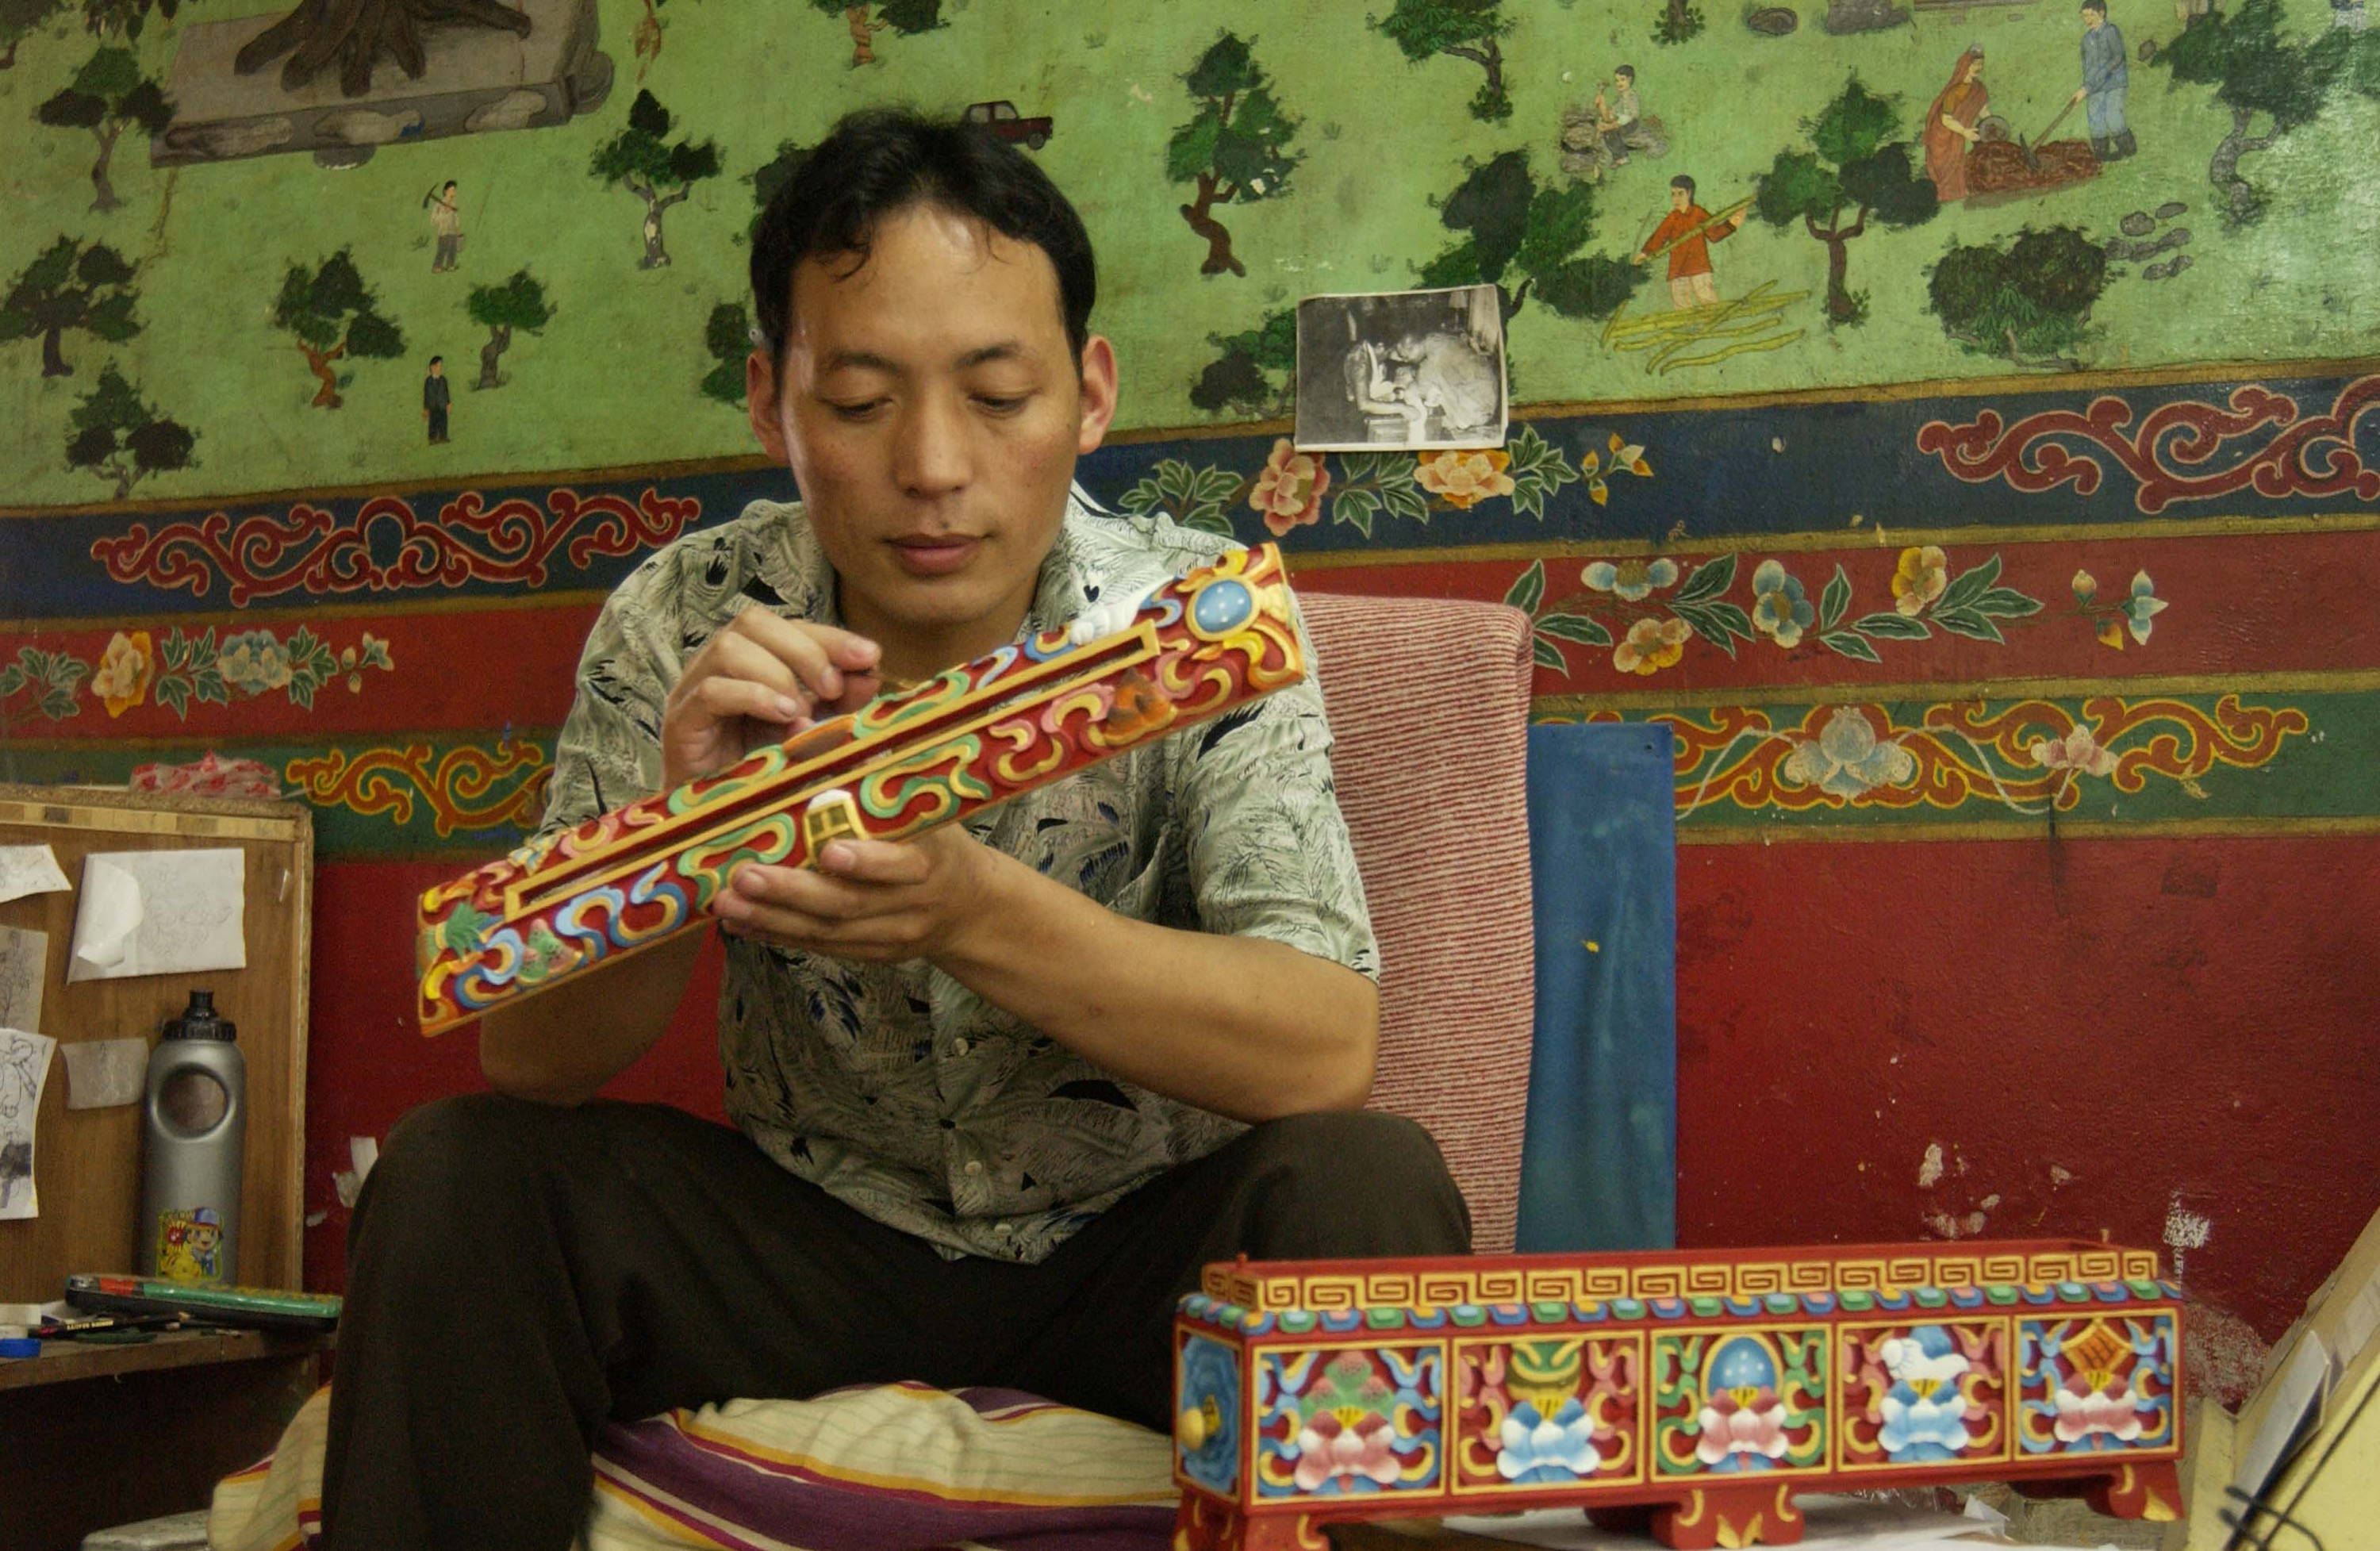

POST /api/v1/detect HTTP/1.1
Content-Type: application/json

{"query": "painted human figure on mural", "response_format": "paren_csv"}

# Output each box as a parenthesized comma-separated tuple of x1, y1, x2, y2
(1924, 47, 1989, 202)
(1635, 175, 1747, 310)
(426, 180, 464, 272)
(422, 356, 450, 443)
(2071, 1, 2134, 162)
(1597, 67, 1642, 166)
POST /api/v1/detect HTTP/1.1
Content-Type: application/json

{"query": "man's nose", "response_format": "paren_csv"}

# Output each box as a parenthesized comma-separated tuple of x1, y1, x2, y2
(892, 390, 971, 497)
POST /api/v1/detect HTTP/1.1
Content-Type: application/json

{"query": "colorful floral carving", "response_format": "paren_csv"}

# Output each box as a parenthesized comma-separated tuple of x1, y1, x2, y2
(1257, 1346, 1441, 1499)
(2018, 1315, 2175, 1456)
(1178, 1334, 1244, 1495)
(1916, 374, 2380, 515)
(1249, 440, 1330, 536)
(1415, 448, 1515, 509)
(90, 488, 700, 604)
(1654, 1329, 1825, 1478)
(92, 630, 154, 717)
(1875, 1327, 1974, 1462)
(1841, 1322, 2005, 1468)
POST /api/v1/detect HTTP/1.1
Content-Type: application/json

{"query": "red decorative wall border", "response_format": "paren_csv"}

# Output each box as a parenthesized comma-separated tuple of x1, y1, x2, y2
(1916, 374, 2380, 516)
(89, 488, 701, 604)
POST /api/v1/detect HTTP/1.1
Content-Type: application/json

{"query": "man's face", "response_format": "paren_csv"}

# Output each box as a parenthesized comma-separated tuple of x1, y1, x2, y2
(1671, 186, 1691, 212)
(1614, 71, 1630, 90)
(2083, 8, 2102, 28)
(748, 204, 1117, 665)
(429, 362, 443, 377)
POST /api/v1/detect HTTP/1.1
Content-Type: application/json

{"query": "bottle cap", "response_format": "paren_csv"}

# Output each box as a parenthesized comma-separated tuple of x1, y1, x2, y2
(165, 989, 237, 1042)
(0, 1337, 40, 1358)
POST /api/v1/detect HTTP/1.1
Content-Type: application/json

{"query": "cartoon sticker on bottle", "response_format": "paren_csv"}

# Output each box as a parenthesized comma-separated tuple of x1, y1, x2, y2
(157, 1205, 226, 1283)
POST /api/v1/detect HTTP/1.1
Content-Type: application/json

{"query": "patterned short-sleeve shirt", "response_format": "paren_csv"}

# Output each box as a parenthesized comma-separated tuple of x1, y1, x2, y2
(539, 494, 1379, 1263)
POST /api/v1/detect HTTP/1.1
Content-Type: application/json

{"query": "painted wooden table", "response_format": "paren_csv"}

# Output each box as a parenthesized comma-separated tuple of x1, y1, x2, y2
(1170, 1242, 2182, 1549)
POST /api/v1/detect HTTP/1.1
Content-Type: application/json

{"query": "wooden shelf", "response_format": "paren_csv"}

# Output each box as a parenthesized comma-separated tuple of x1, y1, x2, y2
(0, 1326, 333, 1391)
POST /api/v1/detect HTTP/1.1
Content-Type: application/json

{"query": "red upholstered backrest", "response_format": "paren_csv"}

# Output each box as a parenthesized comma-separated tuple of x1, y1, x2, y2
(1298, 592, 1537, 1253)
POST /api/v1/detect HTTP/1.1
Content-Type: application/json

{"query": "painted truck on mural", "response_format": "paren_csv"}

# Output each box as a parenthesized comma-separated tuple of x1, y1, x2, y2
(1172, 1243, 2181, 1550)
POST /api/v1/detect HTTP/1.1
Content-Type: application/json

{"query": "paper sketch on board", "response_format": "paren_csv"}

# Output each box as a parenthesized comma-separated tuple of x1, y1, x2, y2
(0, 845, 71, 907)
(63, 1038, 150, 1110)
(67, 850, 247, 983)
(0, 926, 46, 1034)
(0, 1027, 56, 1219)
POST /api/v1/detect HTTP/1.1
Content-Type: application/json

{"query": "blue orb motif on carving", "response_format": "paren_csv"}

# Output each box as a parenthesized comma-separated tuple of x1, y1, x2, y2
(1192, 579, 1253, 635)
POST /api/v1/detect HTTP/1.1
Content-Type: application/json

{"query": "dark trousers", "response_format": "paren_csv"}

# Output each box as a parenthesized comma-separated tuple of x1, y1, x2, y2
(321, 1094, 1471, 1549)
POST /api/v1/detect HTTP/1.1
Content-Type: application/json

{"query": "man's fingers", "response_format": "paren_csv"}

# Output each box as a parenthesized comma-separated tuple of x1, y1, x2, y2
(726, 612, 881, 703)
(690, 674, 804, 727)
(817, 839, 931, 885)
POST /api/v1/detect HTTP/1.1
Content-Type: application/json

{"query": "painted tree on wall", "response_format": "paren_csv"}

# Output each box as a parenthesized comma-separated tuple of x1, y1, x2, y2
(747, 139, 809, 237)
(2, 0, 69, 69)
(1418, 150, 1641, 321)
(1929, 227, 2108, 369)
(36, 48, 171, 212)
(590, 90, 720, 270)
(0, 235, 137, 377)
(1751, 77, 1938, 325)
(1652, 0, 1704, 45)
(272, 248, 402, 409)
(1372, 0, 1513, 122)
(2152, 0, 2380, 226)
(466, 269, 551, 390)
(701, 301, 750, 405)
(64, 363, 191, 496)
(1192, 306, 1295, 418)
(1167, 32, 1301, 278)
(809, 0, 942, 68)
(79, 0, 183, 40)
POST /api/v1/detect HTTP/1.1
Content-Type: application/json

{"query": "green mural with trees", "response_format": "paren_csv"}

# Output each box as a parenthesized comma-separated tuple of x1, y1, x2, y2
(0, 0, 2371, 504)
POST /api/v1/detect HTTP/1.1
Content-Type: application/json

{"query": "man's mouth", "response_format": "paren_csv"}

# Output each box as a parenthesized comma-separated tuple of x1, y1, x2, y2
(889, 535, 981, 576)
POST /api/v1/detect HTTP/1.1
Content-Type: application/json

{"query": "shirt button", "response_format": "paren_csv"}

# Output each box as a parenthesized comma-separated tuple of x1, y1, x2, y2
(964, 1159, 985, 1177)
(951, 1038, 970, 1056)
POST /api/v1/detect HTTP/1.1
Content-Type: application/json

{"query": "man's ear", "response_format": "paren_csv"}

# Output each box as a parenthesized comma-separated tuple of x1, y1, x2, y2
(748, 349, 790, 463)
(1076, 334, 1119, 457)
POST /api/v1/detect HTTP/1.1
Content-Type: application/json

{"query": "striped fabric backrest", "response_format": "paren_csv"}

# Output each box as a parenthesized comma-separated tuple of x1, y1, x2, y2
(1299, 592, 1537, 1253)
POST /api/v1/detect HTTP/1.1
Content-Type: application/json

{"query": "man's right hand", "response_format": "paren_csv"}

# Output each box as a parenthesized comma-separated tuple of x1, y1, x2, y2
(660, 611, 883, 790)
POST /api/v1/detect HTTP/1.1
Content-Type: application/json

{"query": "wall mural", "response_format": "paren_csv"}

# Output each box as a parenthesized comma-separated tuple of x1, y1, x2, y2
(2, 0, 2374, 1342)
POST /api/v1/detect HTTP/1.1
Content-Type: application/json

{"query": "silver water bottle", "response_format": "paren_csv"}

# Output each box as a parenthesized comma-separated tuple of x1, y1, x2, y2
(138, 990, 245, 1284)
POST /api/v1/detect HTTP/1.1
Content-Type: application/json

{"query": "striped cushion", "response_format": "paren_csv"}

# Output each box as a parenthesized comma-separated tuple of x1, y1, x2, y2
(1300, 590, 1537, 1254)
(212, 1383, 1177, 1551)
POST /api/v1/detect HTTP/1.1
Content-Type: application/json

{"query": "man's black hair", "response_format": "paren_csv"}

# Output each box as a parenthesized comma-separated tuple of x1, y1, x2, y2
(749, 108, 1096, 374)
(1615, 64, 1635, 80)
(1671, 175, 1696, 197)
(428, 355, 443, 366)
(2080, 0, 2106, 11)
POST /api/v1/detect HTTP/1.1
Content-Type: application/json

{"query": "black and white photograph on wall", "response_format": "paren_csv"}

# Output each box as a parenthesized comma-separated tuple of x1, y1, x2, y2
(1293, 285, 1509, 452)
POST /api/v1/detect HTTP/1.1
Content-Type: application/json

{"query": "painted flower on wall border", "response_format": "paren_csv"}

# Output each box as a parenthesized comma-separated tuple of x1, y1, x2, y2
(1582, 558, 1679, 601)
(1781, 707, 1915, 800)
(219, 631, 296, 696)
(1249, 439, 1329, 536)
(1613, 616, 1691, 675)
(1415, 448, 1515, 509)
(2029, 727, 2117, 777)
(1891, 546, 1949, 616)
(1751, 561, 1815, 648)
(2121, 572, 2167, 645)
(91, 630, 154, 717)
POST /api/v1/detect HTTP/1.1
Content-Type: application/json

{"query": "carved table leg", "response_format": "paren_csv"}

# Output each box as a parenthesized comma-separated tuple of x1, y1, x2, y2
(1172, 1499, 1329, 1551)
(2012, 1460, 2183, 1522)
(1650, 1480, 1807, 1549)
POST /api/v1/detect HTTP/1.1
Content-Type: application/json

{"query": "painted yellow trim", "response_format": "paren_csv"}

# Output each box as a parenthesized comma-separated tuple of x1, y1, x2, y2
(0, 586, 616, 636)
(0, 726, 563, 754)
(1534, 668, 2380, 714)
(1673, 817, 2380, 845)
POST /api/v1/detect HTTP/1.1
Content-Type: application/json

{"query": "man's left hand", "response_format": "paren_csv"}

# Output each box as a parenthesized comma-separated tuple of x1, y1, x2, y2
(711, 825, 995, 962)
(2071, 86, 2087, 105)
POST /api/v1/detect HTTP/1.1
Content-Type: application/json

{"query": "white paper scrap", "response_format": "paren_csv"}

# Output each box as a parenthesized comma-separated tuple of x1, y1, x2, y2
(0, 844, 70, 906)
(67, 849, 247, 983)
(0, 1026, 56, 1219)
(0, 925, 45, 1033)
(63, 1037, 148, 1109)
